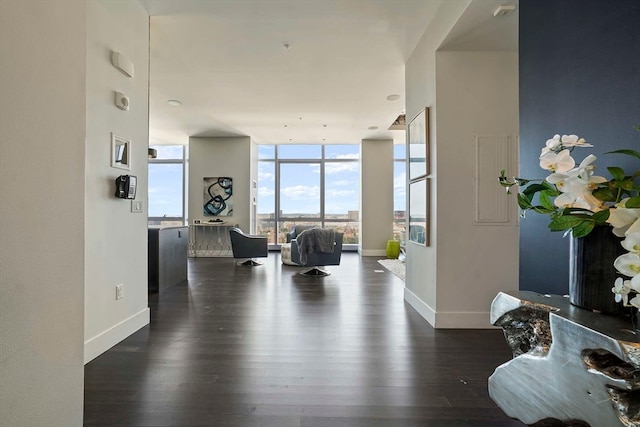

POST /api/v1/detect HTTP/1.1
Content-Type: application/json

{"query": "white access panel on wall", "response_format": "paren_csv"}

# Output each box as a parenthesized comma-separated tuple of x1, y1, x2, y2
(473, 134, 517, 224)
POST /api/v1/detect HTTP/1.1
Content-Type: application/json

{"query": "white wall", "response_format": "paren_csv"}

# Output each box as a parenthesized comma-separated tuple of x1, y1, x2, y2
(189, 137, 254, 231)
(0, 0, 86, 425)
(433, 51, 519, 327)
(403, 0, 520, 328)
(360, 139, 394, 256)
(404, 0, 470, 321)
(84, 0, 150, 363)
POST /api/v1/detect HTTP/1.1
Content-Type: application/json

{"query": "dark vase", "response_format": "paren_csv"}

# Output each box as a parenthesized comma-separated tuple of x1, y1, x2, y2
(569, 225, 627, 315)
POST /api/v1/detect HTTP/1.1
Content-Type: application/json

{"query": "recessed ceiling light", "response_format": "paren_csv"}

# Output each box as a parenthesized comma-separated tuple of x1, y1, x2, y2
(368, 126, 378, 130)
(167, 100, 182, 107)
(386, 94, 401, 101)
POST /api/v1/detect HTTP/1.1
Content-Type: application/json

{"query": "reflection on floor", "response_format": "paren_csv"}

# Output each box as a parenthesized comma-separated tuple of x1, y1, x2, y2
(84, 253, 523, 427)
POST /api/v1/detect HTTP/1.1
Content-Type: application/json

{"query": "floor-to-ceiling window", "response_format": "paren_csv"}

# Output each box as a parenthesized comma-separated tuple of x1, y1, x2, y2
(148, 145, 187, 226)
(257, 144, 359, 249)
(393, 143, 407, 242)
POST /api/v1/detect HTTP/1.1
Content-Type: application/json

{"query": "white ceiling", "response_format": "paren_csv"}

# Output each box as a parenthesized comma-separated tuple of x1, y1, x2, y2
(142, 0, 518, 146)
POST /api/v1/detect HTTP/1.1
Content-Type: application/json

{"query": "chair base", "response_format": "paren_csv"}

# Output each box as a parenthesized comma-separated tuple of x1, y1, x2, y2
(238, 259, 263, 266)
(300, 266, 331, 276)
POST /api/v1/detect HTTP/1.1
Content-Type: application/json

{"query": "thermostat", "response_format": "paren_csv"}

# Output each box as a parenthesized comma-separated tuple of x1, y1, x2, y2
(115, 91, 130, 111)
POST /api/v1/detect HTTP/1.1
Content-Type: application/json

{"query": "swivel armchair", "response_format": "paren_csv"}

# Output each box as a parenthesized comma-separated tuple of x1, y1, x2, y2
(289, 228, 343, 276)
(229, 227, 268, 266)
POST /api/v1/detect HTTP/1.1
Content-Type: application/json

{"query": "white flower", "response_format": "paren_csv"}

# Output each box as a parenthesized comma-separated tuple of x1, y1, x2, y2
(629, 295, 640, 309)
(607, 202, 640, 237)
(541, 134, 562, 156)
(614, 253, 640, 277)
(561, 134, 593, 148)
(632, 274, 640, 292)
(612, 277, 632, 304)
(540, 149, 575, 173)
(545, 155, 607, 211)
(622, 232, 640, 255)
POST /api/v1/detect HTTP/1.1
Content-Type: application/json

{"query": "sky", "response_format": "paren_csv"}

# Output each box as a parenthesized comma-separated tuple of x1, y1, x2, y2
(148, 144, 406, 219)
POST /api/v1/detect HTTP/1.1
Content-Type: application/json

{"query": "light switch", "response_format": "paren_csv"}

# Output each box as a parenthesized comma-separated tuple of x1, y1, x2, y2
(131, 200, 143, 213)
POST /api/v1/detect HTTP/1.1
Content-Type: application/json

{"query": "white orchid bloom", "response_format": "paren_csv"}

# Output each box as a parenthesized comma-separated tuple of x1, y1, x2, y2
(546, 173, 570, 191)
(629, 295, 640, 309)
(622, 232, 640, 255)
(632, 274, 640, 293)
(614, 253, 640, 277)
(581, 191, 606, 212)
(612, 277, 632, 304)
(608, 203, 640, 237)
(553, 192, 593, 210)
(541, 134, 562, 156)
(540, 149, 575, 173)
(546, 159, 606, 211)
(561, 134, 593, 148)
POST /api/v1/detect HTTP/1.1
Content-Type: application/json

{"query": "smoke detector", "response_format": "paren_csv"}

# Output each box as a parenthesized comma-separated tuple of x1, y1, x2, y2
(493, 5, 516, 17)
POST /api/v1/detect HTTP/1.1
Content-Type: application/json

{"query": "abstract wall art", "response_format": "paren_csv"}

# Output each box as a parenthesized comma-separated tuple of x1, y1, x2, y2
(203, 177, 233, 216)
(408, 107, 429, 180)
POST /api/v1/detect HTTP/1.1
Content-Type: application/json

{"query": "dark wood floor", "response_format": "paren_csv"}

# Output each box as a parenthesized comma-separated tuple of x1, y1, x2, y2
(84, 253, 525, 427)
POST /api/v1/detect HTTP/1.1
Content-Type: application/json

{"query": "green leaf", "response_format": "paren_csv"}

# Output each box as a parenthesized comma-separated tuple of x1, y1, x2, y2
(614, 178, 636, 191)
(532, 206, 556, 214)
(592, 187, 616, 202)
(548, 215, 584, 231)
(517, 193, 533, 210)
(539, 191, 555, 210)
(522, 183, 548, 196)
(571, 220, 595, 238)
(592, 209, 610, 225)
(606, 149, 640, 160)
(626, 196, 640, 208)
(608, 167, 626, 181)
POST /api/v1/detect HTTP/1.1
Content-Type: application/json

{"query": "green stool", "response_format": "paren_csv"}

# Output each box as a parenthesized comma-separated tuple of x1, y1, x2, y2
(386, 240, 400, 259)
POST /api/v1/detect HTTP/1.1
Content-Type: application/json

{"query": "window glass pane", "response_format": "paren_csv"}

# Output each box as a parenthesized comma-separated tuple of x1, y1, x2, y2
(394, 160, 407, 241)
(279, 163, 320, 216)
(325, 144, 360, 159)
(257, 161, 276, 244)
(325, 160, 359, 245)
(393, 143, 406, 159)
(325, 161, 359, 217)
(277, 144, 321, 159)
(323, 221, 359, 244)
(148, 163, 183, 217)
(277, 220, 321, 244)
(258, 145, 275, 159)
(150, 145, 183, 160)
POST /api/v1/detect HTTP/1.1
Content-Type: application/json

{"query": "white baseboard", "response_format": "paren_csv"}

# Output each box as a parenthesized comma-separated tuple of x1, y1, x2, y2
(358, 249, 387, 257)
(84, 307, 150, 364)
(404, 288, 494, 329)
(404, 287, 436, 326)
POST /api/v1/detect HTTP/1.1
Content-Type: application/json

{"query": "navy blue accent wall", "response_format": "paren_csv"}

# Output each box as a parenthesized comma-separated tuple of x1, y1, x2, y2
(519, 0, 640, 294)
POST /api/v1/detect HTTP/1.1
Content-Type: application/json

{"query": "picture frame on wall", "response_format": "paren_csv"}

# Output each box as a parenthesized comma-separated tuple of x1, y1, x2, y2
(111, 133, 131, 170)
(203, 177, 233, 216)
(409, 177, 430, 246)
(408, 107, 429, 180)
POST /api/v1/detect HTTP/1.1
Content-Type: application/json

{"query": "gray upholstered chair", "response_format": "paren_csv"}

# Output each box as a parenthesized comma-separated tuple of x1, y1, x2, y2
(289, 229, 343, 276)
(285, 225, 317, 243)
(229, 227, 268, 266)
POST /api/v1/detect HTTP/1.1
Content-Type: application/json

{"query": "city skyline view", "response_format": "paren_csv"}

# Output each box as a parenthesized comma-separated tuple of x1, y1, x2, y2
(148, 144, 407, 242)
